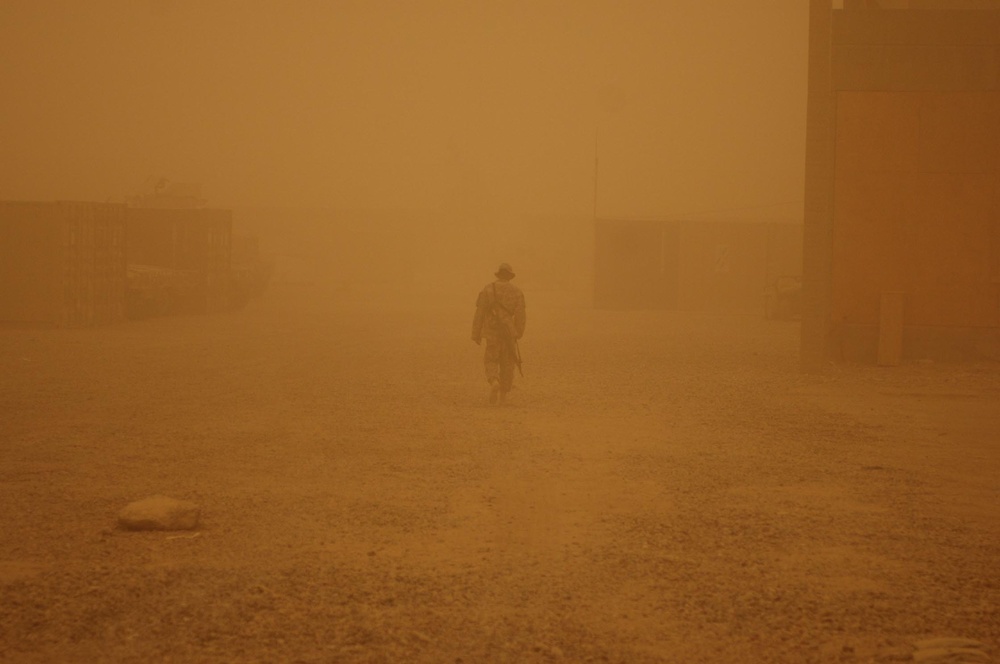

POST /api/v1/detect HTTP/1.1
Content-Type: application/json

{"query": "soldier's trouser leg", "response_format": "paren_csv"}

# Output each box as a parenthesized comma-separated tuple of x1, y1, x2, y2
(483, 338, 502, 386)
(498, 342, 515, 393)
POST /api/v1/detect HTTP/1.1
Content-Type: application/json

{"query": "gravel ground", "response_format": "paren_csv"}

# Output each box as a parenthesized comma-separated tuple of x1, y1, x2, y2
(0, 286, 997, 663)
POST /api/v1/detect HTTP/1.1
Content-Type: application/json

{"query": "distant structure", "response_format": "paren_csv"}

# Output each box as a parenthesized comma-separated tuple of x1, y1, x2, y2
(594, 218, 802, 314)
(0, 181, 267, 326)
(124, 181, 233, 317)
(125, 207, 233, 316)
(123, 181, 270, 317)
(0, 201, 127, 327)
(127, 178, 207, 210)
(802, 1, 1000, 368)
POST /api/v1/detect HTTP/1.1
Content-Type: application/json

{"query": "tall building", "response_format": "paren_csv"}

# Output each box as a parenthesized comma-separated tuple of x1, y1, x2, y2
(802, 0, 1000, 367)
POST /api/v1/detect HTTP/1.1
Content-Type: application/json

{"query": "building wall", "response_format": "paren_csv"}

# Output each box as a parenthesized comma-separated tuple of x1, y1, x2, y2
(676, 222, 769, 313)
(127, 208, 232, 273)
(845, 1, 1000, 9)
(833, 90, 999, 328)
(0, 201, 126, 327)
(126, 207, 233, 314)
(0, 202, 62, 324)
(803, 6, 1000, 365)
(594, 219, 802, 313)
(594, 219, 678, 310)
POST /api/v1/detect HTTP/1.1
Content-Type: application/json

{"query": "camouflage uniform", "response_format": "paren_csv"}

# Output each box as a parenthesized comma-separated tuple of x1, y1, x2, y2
(471, 264, 526, 403)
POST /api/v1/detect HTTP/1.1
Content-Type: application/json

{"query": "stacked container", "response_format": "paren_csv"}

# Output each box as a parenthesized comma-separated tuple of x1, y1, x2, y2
(0, 201, 127, 327)
(125, 207, 232, 314)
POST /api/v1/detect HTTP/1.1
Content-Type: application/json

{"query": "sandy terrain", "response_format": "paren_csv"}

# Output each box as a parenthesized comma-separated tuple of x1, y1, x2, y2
(1, 286, 997, 663)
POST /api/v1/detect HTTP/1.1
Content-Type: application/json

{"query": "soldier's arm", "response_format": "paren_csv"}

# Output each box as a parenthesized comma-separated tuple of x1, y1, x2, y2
(514, 293, 526, 339)
(471, 290, 489, 342)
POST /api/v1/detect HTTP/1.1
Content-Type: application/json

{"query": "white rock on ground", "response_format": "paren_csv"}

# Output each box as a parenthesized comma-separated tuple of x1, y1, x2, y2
(117, 495, 200, 531)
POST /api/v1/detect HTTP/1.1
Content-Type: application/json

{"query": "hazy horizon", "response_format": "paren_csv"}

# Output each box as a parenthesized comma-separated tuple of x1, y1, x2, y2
(0, 1, 808, 222)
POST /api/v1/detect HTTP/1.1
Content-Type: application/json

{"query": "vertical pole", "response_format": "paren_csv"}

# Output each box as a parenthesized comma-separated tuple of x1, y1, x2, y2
(592, 126, 599, 220)
(591, 125, 600, 309)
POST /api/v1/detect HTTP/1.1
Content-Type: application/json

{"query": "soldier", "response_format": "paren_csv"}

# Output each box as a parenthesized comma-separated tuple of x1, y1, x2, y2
(471, 263, 526, 405)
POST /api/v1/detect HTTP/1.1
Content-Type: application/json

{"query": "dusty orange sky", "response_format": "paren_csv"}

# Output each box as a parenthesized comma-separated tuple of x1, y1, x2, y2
(0, 1, 808, 219)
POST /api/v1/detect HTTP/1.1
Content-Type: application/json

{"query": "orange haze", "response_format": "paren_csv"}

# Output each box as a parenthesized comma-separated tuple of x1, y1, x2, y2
(0, 1, 808, 220)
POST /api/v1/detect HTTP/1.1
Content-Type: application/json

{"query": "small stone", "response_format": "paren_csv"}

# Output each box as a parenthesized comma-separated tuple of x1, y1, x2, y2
(118, 495, 200, 531)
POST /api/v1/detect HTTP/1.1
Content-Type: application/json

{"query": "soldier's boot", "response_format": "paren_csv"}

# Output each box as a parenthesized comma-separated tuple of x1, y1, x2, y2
(498, 389, 507, 405)
(488, 379, 500, 405)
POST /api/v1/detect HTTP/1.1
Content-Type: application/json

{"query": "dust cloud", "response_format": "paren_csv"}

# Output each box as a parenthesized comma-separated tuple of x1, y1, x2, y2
(4, 3, 999, 663)
(1, 0, 807, 302)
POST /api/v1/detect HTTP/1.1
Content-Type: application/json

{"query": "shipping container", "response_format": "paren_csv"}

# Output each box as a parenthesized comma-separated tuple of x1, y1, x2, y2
(0, 201, 126, 327)
(595, 218, 803, 314)
(125, 207, 232, 315)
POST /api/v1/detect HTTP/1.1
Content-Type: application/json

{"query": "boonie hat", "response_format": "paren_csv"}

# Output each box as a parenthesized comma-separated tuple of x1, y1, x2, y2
(495, 263, 515, 278)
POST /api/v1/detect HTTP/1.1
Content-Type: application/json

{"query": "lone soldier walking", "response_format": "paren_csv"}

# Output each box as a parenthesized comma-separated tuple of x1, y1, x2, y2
(471, 263, 526, 405)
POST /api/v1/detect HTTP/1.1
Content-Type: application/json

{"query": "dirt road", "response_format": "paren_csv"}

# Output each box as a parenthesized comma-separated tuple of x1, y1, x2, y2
(1, 287, 998, 663)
